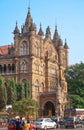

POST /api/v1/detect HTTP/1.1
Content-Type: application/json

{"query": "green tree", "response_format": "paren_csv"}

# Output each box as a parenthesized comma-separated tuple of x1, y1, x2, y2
(0, 76, 7, 110)
(7, 78, 17, 105)
(23, 81, 31, 98)
(13, 98, 39, 117)
(16, 82, 25, 100)
(16, 81, 31, 101)
(66, 62, 84, 108)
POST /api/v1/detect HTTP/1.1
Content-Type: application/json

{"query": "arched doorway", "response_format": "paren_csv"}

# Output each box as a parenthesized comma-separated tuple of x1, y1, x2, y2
(43, 101, 55, 117)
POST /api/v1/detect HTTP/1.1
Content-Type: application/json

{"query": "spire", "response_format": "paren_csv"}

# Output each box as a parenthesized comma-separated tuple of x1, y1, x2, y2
(38, 24, 44, 36)
(53, 25, 59, 43)
(22, 7, 35, 34)
(64, 39, 68, 49)
(25, 7, 33, 27)
(13, 21, 20, 34)
(45, 26, 51, 39)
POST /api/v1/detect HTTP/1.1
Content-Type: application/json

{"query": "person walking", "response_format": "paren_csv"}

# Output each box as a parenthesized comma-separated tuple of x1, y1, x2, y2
(15, 118, 21, 130)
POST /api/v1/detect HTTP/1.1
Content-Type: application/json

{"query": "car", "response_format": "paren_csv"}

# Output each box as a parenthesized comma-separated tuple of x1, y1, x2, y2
(59, 118, 65, 128)
(51, 117, 59, 128)
(64, 117, 76, 128)
(81, 118, 84, 125)
(34, 118, 57, 130)
(64, 117, 83, 128)
(75, 118, 83, 128)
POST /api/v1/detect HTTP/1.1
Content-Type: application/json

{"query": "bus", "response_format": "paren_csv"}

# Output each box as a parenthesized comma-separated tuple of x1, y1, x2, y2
(64, 108, 84, 118)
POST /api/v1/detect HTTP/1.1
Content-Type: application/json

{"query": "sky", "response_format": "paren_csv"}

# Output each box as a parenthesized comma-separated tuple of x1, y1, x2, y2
(0, 0, 84, 65)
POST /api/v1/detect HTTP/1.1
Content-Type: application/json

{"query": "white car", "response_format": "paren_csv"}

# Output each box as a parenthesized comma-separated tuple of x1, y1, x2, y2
(34, 118, 57, 130)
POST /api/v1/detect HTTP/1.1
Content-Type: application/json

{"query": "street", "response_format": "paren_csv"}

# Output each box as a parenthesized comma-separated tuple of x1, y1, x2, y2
(57, 128, 84, 130)
(0, 127, 84, 130)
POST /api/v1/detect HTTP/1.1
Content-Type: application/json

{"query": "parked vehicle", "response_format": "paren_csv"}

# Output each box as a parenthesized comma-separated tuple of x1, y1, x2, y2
(64, 117, 76, 128)
(51, 117, 59, 128)
(75, 118, 83, 128)
(64, 117, 83, 128)
(34, 118, 57, 130)
(81, 118, 84, 125)
(59, 118, 65, 128)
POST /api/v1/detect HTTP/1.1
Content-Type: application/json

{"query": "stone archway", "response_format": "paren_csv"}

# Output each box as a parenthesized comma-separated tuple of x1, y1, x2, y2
(43, 101, 55, 117)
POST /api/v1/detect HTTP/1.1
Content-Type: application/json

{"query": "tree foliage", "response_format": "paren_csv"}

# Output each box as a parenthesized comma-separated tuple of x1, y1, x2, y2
(0, 76, 32, 112)
(0, 76, 7, 110)
(66, 62, 84, 108)
(16, 82, 25, 100)
(13, 98, 39, 117)
(7, 78, 17, 105)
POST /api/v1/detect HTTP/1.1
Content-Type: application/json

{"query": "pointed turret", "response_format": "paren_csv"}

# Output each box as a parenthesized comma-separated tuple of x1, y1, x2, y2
(22, 7, 33, 33)
(45, 26, 51, 40)
(53, 26, 59, 42)
(13, 22, 20, 34)
(64, 39, 68, 49)
(38, 24, 44, 36)
(25, 7, 33, 27)
(64, 39, 69, 68)
(53, 26, 60, 47)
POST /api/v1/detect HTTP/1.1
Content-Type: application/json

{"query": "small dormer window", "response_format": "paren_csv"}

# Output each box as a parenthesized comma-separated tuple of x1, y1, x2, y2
(8, 48, 14, 55)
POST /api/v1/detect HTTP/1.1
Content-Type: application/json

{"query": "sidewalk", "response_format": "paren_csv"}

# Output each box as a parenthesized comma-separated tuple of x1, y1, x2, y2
(0, 127, 8, 130)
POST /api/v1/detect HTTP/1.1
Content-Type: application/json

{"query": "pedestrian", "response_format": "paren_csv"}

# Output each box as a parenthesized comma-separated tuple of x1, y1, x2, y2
(15, 118, 21, 130)
(23, 120, 30, 130)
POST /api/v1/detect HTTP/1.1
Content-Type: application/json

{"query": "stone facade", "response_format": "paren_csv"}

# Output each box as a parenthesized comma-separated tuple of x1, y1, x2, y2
(0, 8, 68, 117)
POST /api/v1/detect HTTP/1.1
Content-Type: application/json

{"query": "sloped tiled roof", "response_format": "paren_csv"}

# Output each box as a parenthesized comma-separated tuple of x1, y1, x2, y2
(0, 45, 8, 55)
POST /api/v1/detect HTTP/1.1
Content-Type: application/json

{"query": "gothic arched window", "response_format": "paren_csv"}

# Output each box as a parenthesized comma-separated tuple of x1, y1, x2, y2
(0, 65, 2, 73)
(12, 64, 15, 73)
(42, 64, 45, 74)
(34, 79, 39, 98)
(21, 61, 27, 73)
(8, 64, 11, 73)
(20, 41, 29, 55)
(50, 81, 56, 91)
(34, 43, 39, 57)
(40, 82, 45, 92)
(4, 64, 6, 73)
(34, 61, 39, 71)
